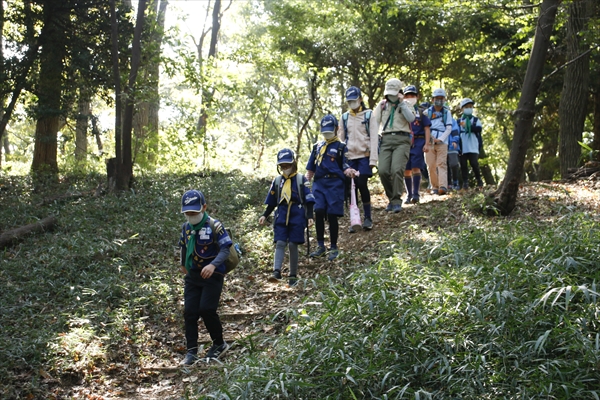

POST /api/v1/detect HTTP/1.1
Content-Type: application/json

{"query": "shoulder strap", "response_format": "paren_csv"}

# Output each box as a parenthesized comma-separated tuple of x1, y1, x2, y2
(337, 142, 346, 169)
(295, 174, 305, 204)
(342, 112, 349, 137)
(274, 175, 283, 201)
(364, 110, 372, 137)
(208, 217, 219, 244)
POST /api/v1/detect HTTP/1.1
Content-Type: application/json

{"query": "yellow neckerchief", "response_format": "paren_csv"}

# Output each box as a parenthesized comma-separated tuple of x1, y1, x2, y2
(279, 171, 297, 225)
(315, 136, 340, 166)
(349, 105, 363, 117)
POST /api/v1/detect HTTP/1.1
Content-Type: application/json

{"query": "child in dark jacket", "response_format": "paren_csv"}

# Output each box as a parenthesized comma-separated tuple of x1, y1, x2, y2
(179, 189, 232, 365)
(259, 148, 315, 286)
(305, 114, 357, 261)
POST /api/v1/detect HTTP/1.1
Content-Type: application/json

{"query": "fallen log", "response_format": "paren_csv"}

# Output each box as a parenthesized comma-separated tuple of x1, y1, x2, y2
(0, 216, 57, 248)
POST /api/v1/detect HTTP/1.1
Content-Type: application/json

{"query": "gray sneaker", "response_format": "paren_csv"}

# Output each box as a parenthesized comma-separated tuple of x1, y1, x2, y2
(310, 246, 327, 258)
(362, 217, 373, 230)
(182, 351, 198, 366)
(206, 342, 229, 359)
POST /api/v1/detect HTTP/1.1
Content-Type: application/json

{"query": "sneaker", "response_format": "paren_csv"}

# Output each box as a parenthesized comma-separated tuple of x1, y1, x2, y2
(328, 248, 339, 261)
(288, 275, 298, 287)
(404, 197, 412, 204)
(362, 217, 373, 230)
(392, 204, 402, 213)
(182, 351, 198, 366)
(431, 189, 438, 195)
(385, 203, 394, 212)
(206, 342, 229, 359)
(411, 196, 420, 204)
(348, 226, 356, 233)
(310, 246, 327, 258)
(438, 187, 447, 195)
(268, 269, 282, 282)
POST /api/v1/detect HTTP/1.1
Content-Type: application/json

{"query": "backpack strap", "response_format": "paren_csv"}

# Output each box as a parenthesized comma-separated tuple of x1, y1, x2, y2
(364, 110, 372, 137)
(274, 174, 304, 204)
(342, 112, 349, 138)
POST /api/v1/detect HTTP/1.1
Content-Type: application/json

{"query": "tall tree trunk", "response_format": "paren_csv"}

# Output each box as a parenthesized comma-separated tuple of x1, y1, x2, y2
(593, 87, 600, 161)
(491, 0, 560, 215)
(558, 0, 591, 178)
(31, 2, 67, 177)
(75, 89, 91, 161)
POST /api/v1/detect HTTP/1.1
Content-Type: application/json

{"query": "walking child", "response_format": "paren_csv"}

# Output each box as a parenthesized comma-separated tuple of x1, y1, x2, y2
(259, 148, 315, 286)
(179, 190, 232, 365)
(306, 114, 357, 261)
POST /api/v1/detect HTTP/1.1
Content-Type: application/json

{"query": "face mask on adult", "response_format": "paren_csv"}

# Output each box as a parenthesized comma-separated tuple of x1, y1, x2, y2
(404, 98, 417, 106)
(347, 100, 360, 110)
(282, 167, 294, 176)
(462, 108, 473, 116)
(434, 99, 444, 107)
(323, 131, 335, 140)
(386, 94, 399, 103)
(185, 212, 204, 226)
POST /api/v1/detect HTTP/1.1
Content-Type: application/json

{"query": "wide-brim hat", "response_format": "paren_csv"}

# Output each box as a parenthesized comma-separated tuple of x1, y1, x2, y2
(384, 78, 403, 96)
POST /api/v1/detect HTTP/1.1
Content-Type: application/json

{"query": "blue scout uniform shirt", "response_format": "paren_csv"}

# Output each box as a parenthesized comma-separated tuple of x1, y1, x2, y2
(179, 219, 233, 274)
(410, 108, 431, 137)
(306, 141, 349, 180)
(459, 115, 483, 154)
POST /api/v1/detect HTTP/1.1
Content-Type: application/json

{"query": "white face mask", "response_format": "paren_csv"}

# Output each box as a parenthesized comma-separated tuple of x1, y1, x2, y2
(347, 100, 360, 110)
(404, 98, 417, 106)
(323, 131, 335, 140)
(185, 212, 204, 226)
(462, 108, 473, 116)
(282, 167, 294, 176)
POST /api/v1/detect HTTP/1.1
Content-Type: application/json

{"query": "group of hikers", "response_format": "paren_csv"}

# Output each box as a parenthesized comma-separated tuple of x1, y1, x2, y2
(177, 78, 485, 364)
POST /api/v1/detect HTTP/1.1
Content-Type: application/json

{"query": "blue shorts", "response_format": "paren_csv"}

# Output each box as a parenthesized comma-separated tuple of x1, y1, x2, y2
(312, 177, 344, 216)
(348, 157, 373, 178)
(273, 204, 306, 243)
(406, 136, 426, 170)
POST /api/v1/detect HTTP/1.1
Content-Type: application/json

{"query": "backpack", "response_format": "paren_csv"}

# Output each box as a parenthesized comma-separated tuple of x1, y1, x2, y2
(208, 217, 240, 274)
(274, 173, 306, 205)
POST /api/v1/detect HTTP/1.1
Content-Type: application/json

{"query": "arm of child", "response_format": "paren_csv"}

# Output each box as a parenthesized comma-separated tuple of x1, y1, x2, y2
(259, 204, 276, 225)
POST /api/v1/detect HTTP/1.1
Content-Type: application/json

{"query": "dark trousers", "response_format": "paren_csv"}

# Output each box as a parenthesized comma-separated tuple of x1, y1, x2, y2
(460, 152, 482, 185)
(184, 271, 224, 352)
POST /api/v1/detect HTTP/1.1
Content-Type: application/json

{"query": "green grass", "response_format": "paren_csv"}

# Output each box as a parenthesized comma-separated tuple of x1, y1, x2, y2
(1, 171, 599, 399)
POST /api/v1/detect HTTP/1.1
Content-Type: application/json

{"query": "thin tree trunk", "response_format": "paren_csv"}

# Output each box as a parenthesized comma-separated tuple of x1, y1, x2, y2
(593, 87, 600, 161)
(296, 70, 318, 158)
(558, 0, 591, 178)
(31, 2, 67, 177)
(492, 0, 560, 215)
(75, 90, 91, 161)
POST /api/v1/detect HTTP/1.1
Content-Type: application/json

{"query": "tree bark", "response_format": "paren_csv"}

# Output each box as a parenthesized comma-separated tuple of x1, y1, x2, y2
(75, 89, 91, 161)
(30, 1, 67, 177)
(594, 87, 600, 161)
(492, 0, 561, 215)
(558, 0, 591, 178)
(0, 216, 57, 249)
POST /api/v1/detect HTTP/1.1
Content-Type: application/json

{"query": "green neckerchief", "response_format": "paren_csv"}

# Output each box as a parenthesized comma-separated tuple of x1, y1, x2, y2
(463, 115, 472, 134)
(387, 99, 400, 130)
(185, 212, 210, 272)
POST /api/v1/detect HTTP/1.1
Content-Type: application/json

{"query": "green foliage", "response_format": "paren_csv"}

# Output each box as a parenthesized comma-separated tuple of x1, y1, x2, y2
(211, 206, 600, 398)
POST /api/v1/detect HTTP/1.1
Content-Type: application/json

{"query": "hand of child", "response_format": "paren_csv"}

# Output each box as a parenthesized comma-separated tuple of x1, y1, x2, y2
(305, 170, 314, 181)
(201, 264, 216, 279)
(344, 168, 358, 178)
(308, 218, 314, 227)
(460, 121, 466, 127)
(180, 266, 187, 275)
(423, 144, 430, 153)
(258, 216, 266, 225)
(452, 143, 457, 149)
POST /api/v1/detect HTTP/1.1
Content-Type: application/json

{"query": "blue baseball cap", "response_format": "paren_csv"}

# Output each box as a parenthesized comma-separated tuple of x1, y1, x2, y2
(277, 148, 295, 164)
(403, 85, 418, 95)
(345, 86, 361, 101)
(320, 114, 338, 133)
(181, 190, 206, 213)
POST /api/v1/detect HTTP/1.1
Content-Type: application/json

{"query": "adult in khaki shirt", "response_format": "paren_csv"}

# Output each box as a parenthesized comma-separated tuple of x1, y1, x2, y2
(372, 78, 415, 213)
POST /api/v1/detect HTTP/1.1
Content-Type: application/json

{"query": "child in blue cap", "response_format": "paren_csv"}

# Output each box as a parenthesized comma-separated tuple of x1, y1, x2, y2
(179, 189, 232, 365)
(259, 148, 315, 286)
(305, 114, 357, 261)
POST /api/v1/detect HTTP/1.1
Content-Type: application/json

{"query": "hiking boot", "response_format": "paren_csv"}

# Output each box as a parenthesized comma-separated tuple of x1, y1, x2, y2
(385, 203, 394, 212)
(404, 197, 412, 205)
(288, 275, 298, 287)
(310, 246, 327, 258)
(328, 248, 339, 261)
(182, 351, 198, 366)
(206, 342, 229, 359)
(411, 195, 420, 204)
(392, 204, 402, 213)
(438, 187, 447, 195)
(268, 269, 282, 282)
(362, 217, 373, 230)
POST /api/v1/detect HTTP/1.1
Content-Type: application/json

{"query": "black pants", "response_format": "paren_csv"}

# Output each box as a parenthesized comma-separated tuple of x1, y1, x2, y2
(460, 152, 482, 185)
(184, 271, 224, 352)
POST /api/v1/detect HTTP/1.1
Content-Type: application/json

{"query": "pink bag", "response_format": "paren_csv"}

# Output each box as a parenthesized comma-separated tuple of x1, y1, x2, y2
(349, 178, 362, 231)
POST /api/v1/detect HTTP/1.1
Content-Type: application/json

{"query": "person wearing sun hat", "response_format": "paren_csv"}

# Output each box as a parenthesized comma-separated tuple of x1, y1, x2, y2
(372, 78, 416, 212)
(305, 114, 357, 261)
(338, 86, 378, 231)
(178, 189, 232, 365)
(458, 98, 484, 189)
(424, 88, 453, 196)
